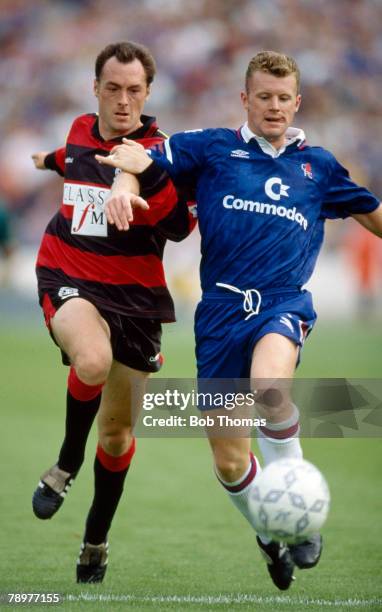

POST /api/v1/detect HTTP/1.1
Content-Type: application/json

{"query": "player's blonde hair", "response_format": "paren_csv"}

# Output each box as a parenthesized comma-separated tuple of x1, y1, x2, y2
(245, 51, 300, 93)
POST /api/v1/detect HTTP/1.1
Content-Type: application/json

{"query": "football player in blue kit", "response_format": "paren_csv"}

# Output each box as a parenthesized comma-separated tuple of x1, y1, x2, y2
(97, 50, 382, 590)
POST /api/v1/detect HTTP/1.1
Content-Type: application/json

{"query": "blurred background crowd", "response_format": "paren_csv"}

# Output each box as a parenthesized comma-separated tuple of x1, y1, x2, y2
(1, 0, 382, 318)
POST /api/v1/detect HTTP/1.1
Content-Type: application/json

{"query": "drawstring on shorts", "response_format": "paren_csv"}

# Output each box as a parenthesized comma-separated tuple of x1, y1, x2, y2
(216, 282, 262, 319)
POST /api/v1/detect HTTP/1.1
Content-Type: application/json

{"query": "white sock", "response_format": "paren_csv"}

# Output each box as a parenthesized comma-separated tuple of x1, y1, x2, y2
(257, 435, 303, 464)
(257, 404, 303, 465)
(216, 452, 263, 530)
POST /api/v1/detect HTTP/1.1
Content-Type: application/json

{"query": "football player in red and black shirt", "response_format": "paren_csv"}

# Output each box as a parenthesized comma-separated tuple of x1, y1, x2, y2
(31, 41, 196, 583)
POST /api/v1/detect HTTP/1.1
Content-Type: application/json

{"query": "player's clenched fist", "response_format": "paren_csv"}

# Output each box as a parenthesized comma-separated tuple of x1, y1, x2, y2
(95, 138, 152, 174)
(31, 151, 50, 169)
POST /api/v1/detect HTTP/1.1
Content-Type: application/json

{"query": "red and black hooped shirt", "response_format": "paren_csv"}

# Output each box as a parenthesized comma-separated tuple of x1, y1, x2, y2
(36, 113, 196, 322)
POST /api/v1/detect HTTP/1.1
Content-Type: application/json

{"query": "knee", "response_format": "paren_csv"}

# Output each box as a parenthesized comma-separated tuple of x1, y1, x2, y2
(213, 445, 248, 482)
(254, 387, 290, 422)
(74, 348, 112, 386)
(99, 427, 133, 457)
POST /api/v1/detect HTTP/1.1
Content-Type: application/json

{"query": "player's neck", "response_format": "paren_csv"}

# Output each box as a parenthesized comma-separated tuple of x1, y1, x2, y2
(98, 119, 143, 141)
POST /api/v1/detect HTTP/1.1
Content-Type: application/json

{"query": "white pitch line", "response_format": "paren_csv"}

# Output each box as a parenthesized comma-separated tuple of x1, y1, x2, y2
(66, 593, 382, 608)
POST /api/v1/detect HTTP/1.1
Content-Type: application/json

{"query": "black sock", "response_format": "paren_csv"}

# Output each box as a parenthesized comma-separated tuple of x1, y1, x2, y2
(57, 390, 101, 475)
(84, 456, 130, 545)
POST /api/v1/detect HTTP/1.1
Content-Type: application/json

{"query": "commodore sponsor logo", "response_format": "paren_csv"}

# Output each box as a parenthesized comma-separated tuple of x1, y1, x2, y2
(222, 194, 308, 230)
(264, 177, 290, 201)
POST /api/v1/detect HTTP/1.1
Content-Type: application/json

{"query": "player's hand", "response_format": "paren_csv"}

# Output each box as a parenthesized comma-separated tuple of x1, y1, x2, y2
(95, 139, 152, 174)
(31, 151, 49, 169)
(105, 192, 149, 231)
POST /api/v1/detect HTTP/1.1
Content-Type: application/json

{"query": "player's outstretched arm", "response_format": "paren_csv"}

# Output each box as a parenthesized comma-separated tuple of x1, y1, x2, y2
(106, 172, 148, 231)
(32, 147, 66, 176)
(352, 202, 382, 237)
(31, 151, 50, 169)
(95, 138, 152, 174)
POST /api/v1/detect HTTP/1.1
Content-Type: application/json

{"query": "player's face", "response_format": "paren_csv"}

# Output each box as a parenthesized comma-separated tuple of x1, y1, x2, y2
(241, 71, 301, 149)
(94, 57, 150, 140)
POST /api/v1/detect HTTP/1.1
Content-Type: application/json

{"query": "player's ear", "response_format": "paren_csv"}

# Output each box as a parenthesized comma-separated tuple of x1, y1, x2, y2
(145, 84, 151, 100)
(94, 79, 99, 98)
(241, 90, 249, 111)
(295, 94, 302, 112)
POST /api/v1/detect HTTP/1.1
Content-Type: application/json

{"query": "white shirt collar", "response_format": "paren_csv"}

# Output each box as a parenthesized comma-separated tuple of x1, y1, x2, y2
(241, 122, 306, 158)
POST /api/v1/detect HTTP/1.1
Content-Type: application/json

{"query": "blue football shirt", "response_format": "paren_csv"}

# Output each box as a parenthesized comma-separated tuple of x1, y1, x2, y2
(149, 126, 379, 293)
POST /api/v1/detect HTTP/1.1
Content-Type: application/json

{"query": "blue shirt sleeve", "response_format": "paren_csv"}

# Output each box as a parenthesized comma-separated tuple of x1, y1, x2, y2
(322, 155, 379, 219)
(148, 130, 206, 184)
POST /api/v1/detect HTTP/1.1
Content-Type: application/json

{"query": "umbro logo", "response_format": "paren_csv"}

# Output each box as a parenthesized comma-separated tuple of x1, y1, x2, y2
(65, 157, 74, 164)
(230, 149, 250, 159)
(58, 287, 79, 300)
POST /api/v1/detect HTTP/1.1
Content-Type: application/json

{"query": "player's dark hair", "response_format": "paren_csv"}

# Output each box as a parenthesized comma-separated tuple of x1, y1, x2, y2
(95, 41, 156, 85)
(245, 51, 300, 93)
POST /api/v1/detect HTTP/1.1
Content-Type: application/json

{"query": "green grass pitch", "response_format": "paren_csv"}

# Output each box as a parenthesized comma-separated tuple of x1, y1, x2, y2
(0, 321, 381, 611)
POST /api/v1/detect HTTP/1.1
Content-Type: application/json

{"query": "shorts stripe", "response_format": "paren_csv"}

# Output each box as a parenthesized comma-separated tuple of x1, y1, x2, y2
(42, 292, 57, 328)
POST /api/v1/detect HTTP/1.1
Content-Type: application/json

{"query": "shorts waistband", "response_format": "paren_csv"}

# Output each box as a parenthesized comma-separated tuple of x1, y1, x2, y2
(202, 286, 301, 302)
(202, 284, 301, 320)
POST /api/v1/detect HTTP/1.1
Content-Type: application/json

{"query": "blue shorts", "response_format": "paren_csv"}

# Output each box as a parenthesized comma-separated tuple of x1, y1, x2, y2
(195, 287, 316, 379)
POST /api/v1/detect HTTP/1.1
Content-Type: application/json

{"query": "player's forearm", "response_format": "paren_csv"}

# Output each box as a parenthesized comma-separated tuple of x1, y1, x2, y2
(111, 171, 140, 197)
(353, 203, 382, 237)
(106, 172, 148, 231)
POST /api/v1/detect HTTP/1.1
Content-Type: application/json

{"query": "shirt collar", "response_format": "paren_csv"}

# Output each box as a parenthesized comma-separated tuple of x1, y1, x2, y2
(91, 114, 158, 143)
(241, 122, 306, 158)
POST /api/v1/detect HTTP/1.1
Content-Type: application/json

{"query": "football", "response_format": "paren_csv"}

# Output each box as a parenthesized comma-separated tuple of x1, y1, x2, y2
(249, 458, 330, 543)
